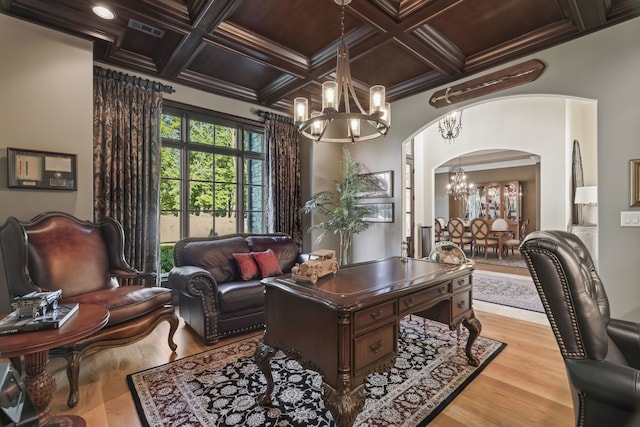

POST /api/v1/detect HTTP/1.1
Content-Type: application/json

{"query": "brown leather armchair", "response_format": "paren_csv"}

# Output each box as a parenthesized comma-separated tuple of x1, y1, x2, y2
(520, 230, 640, 427)
(0, 212, 178, 408)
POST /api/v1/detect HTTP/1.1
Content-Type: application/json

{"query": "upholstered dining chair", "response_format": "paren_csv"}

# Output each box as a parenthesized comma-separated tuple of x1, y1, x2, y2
(470, 218, 499, 259)
(520, 230, 640, 427)
(434, 217, 449, 242)
(447, 217, 473, 254)
(504, 219, 529, 256)
(0, 212, 178, 408)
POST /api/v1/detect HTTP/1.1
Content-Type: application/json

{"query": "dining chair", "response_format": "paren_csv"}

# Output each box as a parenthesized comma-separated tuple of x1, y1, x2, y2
(434, 217, 449, 242)
(470, 217, 499, 259)
(447, 217, 473, 254)
(504, 219, 529, 256)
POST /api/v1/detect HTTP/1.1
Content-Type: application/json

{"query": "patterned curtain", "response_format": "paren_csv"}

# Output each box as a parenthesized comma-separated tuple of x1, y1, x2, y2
(265, 119, 303, 248)
(93, 74, 163, 284)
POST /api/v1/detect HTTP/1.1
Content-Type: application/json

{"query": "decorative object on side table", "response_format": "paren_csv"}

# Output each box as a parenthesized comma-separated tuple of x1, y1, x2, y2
(0, 290, 79, 335)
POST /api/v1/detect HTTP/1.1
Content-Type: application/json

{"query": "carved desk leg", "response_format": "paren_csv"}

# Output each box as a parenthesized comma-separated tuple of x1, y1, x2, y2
(462, 312, 482, 367)
(323, 383, 365, 427)
(254, 342, 276, 406)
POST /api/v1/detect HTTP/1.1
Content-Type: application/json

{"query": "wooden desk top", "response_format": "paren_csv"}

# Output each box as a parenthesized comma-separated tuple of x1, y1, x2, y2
(0, 304, 109, 358)
(263, 257, 472, 310)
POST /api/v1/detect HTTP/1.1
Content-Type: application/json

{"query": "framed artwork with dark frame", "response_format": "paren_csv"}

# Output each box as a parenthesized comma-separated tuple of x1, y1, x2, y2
(631, 159, 640, 207)
(360, 203, 394, 223)
(359, 170, 393, 198)
(7, 148, 77, 191)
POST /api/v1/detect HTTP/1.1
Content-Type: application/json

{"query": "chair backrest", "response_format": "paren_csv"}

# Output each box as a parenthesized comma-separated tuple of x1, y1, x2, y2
(447, 217, 466, 239)
(519, 230, 620, 363)
(519, 218, 529, 238)
(434, 218, 443, 235)
(436, 217, 447, 229)
(0, 212, 126, 299)
(491, 218, 509, 231)
(470, 218, 490, 239)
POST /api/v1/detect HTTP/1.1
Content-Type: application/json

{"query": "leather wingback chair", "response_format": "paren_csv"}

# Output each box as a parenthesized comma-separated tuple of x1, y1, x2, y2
(520, 230, 640, 427)
(0, 212, 178, 408)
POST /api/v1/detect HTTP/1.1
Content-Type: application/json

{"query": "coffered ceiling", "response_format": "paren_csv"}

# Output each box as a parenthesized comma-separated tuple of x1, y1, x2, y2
(2, 0, 639, 114)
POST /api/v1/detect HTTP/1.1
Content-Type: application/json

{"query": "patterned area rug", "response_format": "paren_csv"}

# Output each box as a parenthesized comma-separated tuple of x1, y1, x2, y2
(473, 270, 544, 313)
(128, 316, 505, 427)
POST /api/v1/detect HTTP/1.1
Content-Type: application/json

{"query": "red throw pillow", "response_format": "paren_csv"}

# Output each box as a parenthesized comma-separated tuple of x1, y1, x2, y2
(252, 249, 283, 278)
(233, 253, 260, 281)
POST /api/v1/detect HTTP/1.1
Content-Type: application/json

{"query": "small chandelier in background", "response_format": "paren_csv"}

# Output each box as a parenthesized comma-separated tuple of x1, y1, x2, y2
(447, 158, 473, 200)
(292, 0, 390, 143)
(438, 110, 463, 142)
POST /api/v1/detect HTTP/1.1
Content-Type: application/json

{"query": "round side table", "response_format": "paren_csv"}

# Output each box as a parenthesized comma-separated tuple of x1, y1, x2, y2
(0, 304, 109, 426)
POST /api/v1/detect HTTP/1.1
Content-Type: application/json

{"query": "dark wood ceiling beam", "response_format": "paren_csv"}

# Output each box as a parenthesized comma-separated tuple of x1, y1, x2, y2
(177, 69, 259, 103)
(465, 21, 579, 71)
(347, 0, 465, 76)
(159, 0, 241, 79)
(212, 22, 309, 72)
(564, 0, 608, 30)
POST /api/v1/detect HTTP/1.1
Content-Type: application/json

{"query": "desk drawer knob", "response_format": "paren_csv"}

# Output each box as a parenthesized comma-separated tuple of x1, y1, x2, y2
(438, 285, 446, 293)
(457, 279, 465, 287)
(403, 296, 413, 307)
(370, 340, 383, 353)
(370, 310, 382, 320)
(457, 300, 466, 309)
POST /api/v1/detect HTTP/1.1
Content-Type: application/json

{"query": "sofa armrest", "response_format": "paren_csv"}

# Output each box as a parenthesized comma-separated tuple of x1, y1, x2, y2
(168, 266, 219, 302)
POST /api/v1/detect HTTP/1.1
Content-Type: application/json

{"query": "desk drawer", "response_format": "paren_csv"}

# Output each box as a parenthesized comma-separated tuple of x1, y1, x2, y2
(354, 323, 396, 372)
(354, 301, 395, 331)
(399, 282, 448, 313)
(452, 275, 471, 292)
(452, 290, 472, 318)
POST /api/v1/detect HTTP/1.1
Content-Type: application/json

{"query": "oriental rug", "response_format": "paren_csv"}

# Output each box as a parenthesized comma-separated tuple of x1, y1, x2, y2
(128, 316, 505, 427)
(473, 270, 544, 313)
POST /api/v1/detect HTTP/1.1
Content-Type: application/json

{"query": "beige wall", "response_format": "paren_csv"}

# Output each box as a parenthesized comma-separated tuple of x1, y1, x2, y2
(341, 17, 640, 320)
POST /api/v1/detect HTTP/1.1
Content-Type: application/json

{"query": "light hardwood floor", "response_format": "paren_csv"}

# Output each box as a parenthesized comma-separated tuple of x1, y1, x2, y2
(10, 262, 575, 427)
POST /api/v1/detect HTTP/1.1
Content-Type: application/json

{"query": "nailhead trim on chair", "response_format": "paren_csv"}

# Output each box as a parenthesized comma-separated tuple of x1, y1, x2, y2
(522, 248, 586, 358)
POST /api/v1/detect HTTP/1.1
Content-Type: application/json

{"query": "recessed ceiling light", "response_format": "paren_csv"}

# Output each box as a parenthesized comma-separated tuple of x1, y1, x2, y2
(92, 5, 115, 20)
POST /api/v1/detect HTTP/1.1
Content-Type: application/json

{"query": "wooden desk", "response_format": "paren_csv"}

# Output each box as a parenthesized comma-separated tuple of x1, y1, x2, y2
(0, 304, 109, 426)
(255, 257, 479, 426)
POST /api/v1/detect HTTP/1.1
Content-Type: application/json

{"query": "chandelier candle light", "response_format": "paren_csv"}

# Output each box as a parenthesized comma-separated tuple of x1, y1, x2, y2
(293, 0, 390, 143)
(448, 158, 473, 200)
(438, 110, 463, 142)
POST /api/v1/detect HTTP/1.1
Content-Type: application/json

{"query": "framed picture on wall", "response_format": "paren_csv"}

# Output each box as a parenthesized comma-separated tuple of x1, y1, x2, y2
(359, 203, 394, 223)
(631, 159, 640, 207)
(7, 148, 77, 191)
(359, 171, 393, 198)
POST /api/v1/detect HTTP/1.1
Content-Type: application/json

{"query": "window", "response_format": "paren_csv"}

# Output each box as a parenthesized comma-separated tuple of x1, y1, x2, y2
(159, 102, 266, 271)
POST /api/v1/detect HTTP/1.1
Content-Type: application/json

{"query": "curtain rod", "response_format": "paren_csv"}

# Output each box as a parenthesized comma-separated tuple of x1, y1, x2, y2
(255, 110, 294, 124)
(93, 65, 175, 95)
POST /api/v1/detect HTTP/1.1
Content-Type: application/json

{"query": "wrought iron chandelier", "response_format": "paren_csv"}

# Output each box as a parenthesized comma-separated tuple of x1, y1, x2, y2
(438, 110, 463, 142)
(447, 158, 473, 200)
(293, 0, 390, 143)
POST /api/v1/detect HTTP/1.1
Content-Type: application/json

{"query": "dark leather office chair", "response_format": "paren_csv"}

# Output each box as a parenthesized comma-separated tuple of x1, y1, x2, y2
(0, 212, 178, 408)
(520, 230, 640, 427)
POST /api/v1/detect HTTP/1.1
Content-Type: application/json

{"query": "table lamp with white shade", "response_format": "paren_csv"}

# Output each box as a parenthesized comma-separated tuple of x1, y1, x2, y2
(574, 185, 598, 225)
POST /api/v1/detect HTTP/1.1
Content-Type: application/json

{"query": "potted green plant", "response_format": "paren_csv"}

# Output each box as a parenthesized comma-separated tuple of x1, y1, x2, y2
(301, 148, 384, 266)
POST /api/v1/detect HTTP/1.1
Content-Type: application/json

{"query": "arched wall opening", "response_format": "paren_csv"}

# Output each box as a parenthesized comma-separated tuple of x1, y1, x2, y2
(409, 95, 597, 257)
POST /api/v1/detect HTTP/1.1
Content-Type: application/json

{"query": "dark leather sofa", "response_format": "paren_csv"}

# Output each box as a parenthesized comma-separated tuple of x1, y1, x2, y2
(167, 233, 306, 345)
(520, 230, 640, 427)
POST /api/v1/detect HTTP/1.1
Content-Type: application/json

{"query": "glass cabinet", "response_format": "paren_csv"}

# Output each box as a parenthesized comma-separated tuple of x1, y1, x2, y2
(463, 181, 521, 237)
